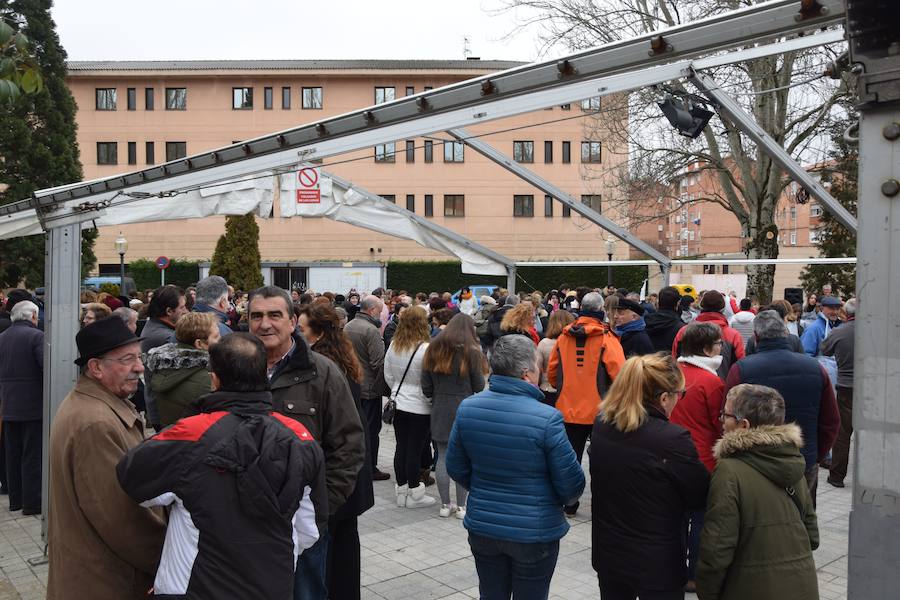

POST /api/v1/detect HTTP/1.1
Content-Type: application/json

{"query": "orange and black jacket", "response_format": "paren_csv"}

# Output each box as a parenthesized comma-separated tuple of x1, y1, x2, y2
(548, 316, 626, 425)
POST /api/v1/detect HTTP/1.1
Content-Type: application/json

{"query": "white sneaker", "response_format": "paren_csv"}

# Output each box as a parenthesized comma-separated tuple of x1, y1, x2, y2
(439, 503, 457, 518)
(455, 506, 466, 520)
(395, 484, 409, 508)
(405, 483, 437, 508)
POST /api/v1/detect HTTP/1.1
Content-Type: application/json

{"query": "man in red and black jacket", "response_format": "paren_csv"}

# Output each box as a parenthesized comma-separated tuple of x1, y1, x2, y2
(117, 333, 326, 599)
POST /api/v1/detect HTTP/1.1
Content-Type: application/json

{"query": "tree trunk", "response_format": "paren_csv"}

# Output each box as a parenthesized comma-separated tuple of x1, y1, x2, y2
(744, 206, 779, 304)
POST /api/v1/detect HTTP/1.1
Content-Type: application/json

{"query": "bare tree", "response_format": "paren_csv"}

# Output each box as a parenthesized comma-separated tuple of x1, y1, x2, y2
(495, 0, 850, 302)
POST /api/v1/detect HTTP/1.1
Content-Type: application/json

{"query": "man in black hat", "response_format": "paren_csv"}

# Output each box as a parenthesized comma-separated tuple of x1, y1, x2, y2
(613, 297, 654, 357)
(47, 318, 165, 600)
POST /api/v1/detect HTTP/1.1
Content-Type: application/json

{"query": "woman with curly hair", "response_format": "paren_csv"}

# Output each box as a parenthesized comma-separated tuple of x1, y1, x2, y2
(297, 303, 373, 600)
(500, 302, 539, 344)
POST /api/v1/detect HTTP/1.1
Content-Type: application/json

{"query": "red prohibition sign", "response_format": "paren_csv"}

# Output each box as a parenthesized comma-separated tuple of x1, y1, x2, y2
(298, 168, 319, 187)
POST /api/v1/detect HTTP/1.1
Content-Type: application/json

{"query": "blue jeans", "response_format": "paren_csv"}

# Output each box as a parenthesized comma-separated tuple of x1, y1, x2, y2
(469, 533, 559, 600)
(294, 530, 330, 600)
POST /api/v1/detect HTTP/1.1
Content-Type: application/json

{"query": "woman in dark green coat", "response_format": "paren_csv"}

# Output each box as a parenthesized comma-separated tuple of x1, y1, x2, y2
(697, 383, 819, 600)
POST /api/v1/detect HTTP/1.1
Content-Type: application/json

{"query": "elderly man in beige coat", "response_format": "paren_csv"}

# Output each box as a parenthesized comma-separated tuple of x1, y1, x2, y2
(47, 318, 166, 600)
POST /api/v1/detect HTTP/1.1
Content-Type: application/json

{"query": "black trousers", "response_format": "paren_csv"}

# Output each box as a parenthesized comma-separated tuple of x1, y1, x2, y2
(4, 420, 42, 511)
(830, 386, 853, 483)
(563, 423, 591, 514)
(598, 575, 684, 600)
(361, 397, 383, 471)
(393, 410, 431, 486)
(326, 515, 361, 600)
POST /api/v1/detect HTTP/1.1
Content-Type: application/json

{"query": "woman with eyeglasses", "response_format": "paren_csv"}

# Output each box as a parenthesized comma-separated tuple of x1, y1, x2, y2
(590, 353, 709, 600)
(669, 322, 726, 593)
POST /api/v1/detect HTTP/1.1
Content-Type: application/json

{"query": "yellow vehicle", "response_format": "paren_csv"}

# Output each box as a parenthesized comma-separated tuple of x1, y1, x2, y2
(671, 284, 698, 300)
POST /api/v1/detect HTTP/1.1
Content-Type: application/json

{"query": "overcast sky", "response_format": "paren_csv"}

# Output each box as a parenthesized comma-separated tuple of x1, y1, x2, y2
(51, 0, 553, 63)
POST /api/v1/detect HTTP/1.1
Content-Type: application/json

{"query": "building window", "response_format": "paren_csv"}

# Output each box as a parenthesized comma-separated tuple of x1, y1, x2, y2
(810, 204, 823, 217)
(145, 88, 154, 110)
(581, 141, 602, 163)
(443, 141, 464, 163)
(374, 142, 396, 163)
(581, 96, 601, 111)
(232, 87, 253, 109)
(96, 142, 117, 165)
(380, 195, 396, 204)
(424, 194, 433, 217)
(302, 87, 322, 109)
(424, 86, 433, 91)
(375, 86, 395, 105)
(424, 140, 433, 163)
(127, 142, 137, 165)
(513, 195, 534, 217)
(145, 142, 155, 165)
(127, 88, 136, 111)
(166, 142, 187, 161)
(562, 204, 571, 218)
(809, 229, 820, 244)
(544, 141, 553, 164)
(282, 87, 292, 109)
(562, 141, 571, 163)
(444, 195, 465, 217)
(405, 140, 415, 163)
(581, 194, 602, 212)
(544, 195, 553, 217)
(95, 88, 117, 110)
(405, 86, 414, 96)
(406, 194, 415, 212)
(790, 231, 797, 245)
(165, 88, 187, 110)
(263, 87, 273, 110)
(513, 141, 534, 163)
(790, 206, 797, 219)
(560, 103, 571, 110)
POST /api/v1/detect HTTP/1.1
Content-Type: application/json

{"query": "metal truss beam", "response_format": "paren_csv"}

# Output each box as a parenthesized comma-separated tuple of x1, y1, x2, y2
(448, 128, 672, 267)
(0, 0, 844, 218)
(689, 70, 859, 233)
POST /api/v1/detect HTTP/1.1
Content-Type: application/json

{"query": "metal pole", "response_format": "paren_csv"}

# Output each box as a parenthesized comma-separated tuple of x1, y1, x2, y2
(847, 104, 900, 599)
(661, 265, 671, 287)
(161, 268, 165, 286)
(41, 224, 82, 544)
(506, 266, 517, 296)
(689, 70, 858, 233)
(119, 252, 125, 293)
(607, 253, 613, 287)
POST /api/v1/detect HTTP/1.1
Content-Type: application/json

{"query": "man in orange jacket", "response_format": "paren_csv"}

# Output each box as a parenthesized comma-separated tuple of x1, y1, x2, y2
(548, 292, 625, 516)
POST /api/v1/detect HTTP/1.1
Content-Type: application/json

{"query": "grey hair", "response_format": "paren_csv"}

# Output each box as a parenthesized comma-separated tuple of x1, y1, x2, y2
(490, 335, 538, 378)
(504, 295, 520, 306)
(728, 384, 786, 427)
(753, 310, 788, 340)
(195, 275, 229, 307)
(10, 300, 38, 323)
(844, 298, 857, 317)
(625, 292, 641, 301)
(581, 292, 604, 313)
(112, 307, 137, 323)
(248, 285, 293, 316)
(360, 295, 383, 312)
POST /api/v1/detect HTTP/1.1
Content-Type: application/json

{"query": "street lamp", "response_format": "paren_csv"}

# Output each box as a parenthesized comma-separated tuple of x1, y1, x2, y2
(114, 231, 128, 294)
(605, 237, 617, 288)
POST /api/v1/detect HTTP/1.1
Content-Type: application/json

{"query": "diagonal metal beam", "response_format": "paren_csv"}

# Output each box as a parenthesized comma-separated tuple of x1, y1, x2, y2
(448, 128, 672, 266)
(689, 69, 858, 233)
(0, 0, 844, 217)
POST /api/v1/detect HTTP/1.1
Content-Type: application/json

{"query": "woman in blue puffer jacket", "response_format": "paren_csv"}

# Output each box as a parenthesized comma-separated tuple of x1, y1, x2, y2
(446, 334, 585, 600)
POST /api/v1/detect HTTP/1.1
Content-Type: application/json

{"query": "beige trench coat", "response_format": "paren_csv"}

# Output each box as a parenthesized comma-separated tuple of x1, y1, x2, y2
(47, 376, 166, 600)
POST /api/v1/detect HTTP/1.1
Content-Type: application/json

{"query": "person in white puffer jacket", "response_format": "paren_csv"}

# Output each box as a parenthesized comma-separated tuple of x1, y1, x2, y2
(383, 306, 436, 509)
(728, 298, 757, 345)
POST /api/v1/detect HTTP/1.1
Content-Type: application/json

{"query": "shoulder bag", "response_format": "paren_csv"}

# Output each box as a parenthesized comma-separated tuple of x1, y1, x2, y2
(382, 343, 423, 425)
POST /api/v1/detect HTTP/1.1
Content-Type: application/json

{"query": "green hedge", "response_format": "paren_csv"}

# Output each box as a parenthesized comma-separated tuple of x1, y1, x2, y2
(128, 258, 201, 291)
(386, 261, 648, 295)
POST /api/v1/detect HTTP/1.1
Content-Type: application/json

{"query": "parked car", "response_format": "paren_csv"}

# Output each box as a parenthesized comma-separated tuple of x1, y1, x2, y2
(82, 276, 137, 297)
(450, 284, 499, 306)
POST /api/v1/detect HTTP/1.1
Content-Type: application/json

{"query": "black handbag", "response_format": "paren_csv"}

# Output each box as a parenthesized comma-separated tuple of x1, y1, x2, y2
(382, 343, 422, 425)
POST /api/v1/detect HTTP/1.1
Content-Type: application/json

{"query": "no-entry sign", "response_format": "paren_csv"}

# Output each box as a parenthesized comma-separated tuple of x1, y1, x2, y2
(297, 167, 321, 204)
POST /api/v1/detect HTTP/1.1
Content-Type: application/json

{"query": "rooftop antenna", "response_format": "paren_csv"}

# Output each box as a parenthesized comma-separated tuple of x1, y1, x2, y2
(463, 36, 471, 59)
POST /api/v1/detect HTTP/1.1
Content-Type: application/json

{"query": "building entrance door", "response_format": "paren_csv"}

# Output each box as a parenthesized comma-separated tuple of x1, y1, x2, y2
(272, 267, 307, 291)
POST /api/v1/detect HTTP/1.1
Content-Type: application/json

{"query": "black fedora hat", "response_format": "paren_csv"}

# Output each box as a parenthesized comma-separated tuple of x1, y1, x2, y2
(75, 317, 141, 366)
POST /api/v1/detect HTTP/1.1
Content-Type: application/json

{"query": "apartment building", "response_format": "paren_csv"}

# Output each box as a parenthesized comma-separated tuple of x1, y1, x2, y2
(66, 59, 628, 286)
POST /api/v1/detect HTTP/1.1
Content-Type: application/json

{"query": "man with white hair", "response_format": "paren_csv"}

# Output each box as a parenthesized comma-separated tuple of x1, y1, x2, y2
(113, 306, 139, 334)
(821, 297, 857, 488)
(0, 300, 44, 514)
(190, 275, 233, 338)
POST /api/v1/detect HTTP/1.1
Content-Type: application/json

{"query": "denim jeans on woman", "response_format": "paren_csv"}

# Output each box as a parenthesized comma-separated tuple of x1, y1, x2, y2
(468, 533, 559, 600)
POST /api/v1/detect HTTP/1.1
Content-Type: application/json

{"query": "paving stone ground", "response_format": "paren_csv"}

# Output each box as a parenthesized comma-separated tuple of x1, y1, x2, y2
(0, 427, 851, 599)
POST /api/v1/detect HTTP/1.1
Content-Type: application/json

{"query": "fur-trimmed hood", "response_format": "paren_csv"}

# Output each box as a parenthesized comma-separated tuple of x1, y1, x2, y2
(145, 343, 210, 394)
(714, 424, 806, 488)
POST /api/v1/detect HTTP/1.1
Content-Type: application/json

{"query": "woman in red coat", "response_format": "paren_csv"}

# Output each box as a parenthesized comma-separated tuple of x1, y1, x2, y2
(670, 321, 725, 593)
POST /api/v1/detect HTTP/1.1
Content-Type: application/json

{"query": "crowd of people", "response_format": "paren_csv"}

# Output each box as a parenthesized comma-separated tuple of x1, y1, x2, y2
(0, 276, 858, 599)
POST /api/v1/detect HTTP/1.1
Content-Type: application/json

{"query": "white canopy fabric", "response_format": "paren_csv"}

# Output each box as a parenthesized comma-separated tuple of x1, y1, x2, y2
(0, 168, 511, 276)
